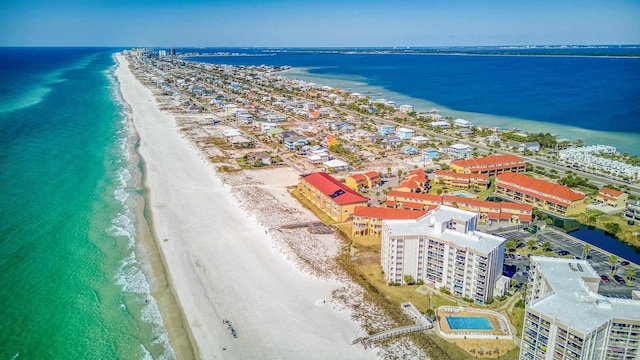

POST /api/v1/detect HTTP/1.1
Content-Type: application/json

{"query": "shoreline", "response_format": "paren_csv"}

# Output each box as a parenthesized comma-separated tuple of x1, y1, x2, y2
(114, 54, 400, 358)
(115, 60, 197, 359)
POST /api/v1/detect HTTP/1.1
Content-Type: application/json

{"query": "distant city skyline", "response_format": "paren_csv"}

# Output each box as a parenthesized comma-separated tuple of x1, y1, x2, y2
(1, 0, 639, 47)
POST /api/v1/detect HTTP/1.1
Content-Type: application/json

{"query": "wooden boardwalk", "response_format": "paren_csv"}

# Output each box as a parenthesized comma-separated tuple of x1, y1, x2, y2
(276, 221, 335, 234)
(353, 302, 434, 349)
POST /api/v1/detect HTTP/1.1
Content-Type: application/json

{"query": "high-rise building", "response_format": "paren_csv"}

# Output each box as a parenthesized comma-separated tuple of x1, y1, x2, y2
(381, 206, 506, 304)
(521, 256, 640, 360)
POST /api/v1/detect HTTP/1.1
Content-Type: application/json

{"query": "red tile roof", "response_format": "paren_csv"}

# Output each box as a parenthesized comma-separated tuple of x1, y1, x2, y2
(387, 190, 442, 203)
(500, 202, 532, 212)
(301, 172, 368, 205)
(600, 187, 623, 197)
(364, 171, 381, 182)
(350, 174, 367, 183)
(353, 206, 426, 219)
(451, 154, 525, 172)
(434, 170, 488, 181)
(399, 201, 427, 210)
(398, 180, 422, 189)
(496, 172, 584, 203)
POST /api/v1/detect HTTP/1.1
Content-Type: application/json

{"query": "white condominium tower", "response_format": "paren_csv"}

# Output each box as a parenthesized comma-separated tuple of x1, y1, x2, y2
(522, 256, 640, 360)
(381, 206, 506, 304)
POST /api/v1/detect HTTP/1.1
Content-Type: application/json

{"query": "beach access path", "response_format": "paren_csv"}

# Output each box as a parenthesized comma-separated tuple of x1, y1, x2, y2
(115, 55, 377, 359)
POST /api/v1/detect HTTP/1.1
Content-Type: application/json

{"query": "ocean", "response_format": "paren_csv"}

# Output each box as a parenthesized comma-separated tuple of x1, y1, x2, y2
(185, 47, 640, 155)
(0, 48, 174, 359)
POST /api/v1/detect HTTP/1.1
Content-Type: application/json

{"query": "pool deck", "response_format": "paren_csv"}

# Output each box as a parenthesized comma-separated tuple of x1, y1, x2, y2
(435, 306, 515, 358)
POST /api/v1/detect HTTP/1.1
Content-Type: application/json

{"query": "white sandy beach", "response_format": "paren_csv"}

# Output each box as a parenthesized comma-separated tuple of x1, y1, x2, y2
(115, 55, 382, 359)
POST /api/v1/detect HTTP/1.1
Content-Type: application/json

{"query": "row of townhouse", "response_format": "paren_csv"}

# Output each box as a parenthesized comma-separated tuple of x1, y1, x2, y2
(432, 170, 490, 190)
(381, 206, 506, 304)
(495, 172, 586, 217)
(522, 256, 640, 360)
(559, 146, 640, 180)
(297, 172, 368, 222)
(383, 190, 532, 225)
(396, 169, 430, 193)
(625, 200, 640, 224)
(595, 187, 628, 208)
(449, 154, 526, 176)
(351, 206, 426, 236)
(344, 171, 382, 191)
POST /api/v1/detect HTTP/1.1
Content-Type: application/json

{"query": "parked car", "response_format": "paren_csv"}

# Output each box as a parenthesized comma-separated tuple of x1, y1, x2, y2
(613, 275, 626, 285)
(558, 250, 570, 256)
(573, 256, 581, 260)
(621, 261, 630, 266)
(600, 275, 610, 283)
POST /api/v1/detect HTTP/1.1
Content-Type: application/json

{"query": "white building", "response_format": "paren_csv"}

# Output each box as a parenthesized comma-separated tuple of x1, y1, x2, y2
(396, 127, 415, 140)
(443, 143, 472, 159)
(454, 118, 473, 128)
(521, 256, 640, 360)
(399, 104, 415, 113)
(381, 206, 505, 304)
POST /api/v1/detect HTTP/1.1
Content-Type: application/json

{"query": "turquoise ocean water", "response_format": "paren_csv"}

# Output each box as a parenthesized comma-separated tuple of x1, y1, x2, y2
(0, 48, 174, 359)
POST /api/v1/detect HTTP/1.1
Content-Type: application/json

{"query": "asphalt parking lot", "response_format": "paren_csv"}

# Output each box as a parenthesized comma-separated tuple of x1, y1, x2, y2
(497, 229, 639, 299)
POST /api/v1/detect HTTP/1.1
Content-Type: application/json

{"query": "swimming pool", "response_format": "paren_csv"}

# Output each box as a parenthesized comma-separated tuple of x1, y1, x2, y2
(446, 316, 494, 330)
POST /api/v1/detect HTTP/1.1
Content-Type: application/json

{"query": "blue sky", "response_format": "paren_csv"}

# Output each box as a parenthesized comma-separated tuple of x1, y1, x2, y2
(1, 0, 639, 47)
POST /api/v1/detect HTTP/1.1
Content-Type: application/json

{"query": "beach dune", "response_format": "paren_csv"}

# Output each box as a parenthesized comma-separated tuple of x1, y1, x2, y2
(115, 55, 376, 359)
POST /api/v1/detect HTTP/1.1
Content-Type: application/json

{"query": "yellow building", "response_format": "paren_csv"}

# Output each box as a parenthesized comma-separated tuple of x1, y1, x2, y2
(298, 172, 369, 222)
(596, 187, 628, 208)
(352, 206, 426, 236)
(450, 154, 526, 176)
(345, 171, 381, 191)
(495, 172, 586, 217)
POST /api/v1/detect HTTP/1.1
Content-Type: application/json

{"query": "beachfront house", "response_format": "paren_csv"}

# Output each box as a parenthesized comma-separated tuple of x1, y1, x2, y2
(399, 104, 415, 113)
(453, 118, 473, 128)
(430, 120, 451, 129)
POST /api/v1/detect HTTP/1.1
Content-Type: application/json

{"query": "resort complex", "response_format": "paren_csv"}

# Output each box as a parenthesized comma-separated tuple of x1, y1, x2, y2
(450, 154, 527, 176)
(381, 206, 506, 304)
(117, 50, 640, 360)
(522, 256, 640, 360)
(297, 172, 369, 222)
(495, 172, 587, 217)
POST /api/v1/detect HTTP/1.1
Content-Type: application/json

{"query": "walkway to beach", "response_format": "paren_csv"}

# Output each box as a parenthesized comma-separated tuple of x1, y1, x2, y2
(353, 302, 433, 349)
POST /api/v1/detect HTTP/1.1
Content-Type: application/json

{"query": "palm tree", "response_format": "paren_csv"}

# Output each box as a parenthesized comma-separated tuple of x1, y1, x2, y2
(526, 239, 537, 250)
(542, 241, 552, 252)
(608, 255, 618, 273)
(626, 269, 636, 284)
(582, 244, 592, 259)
